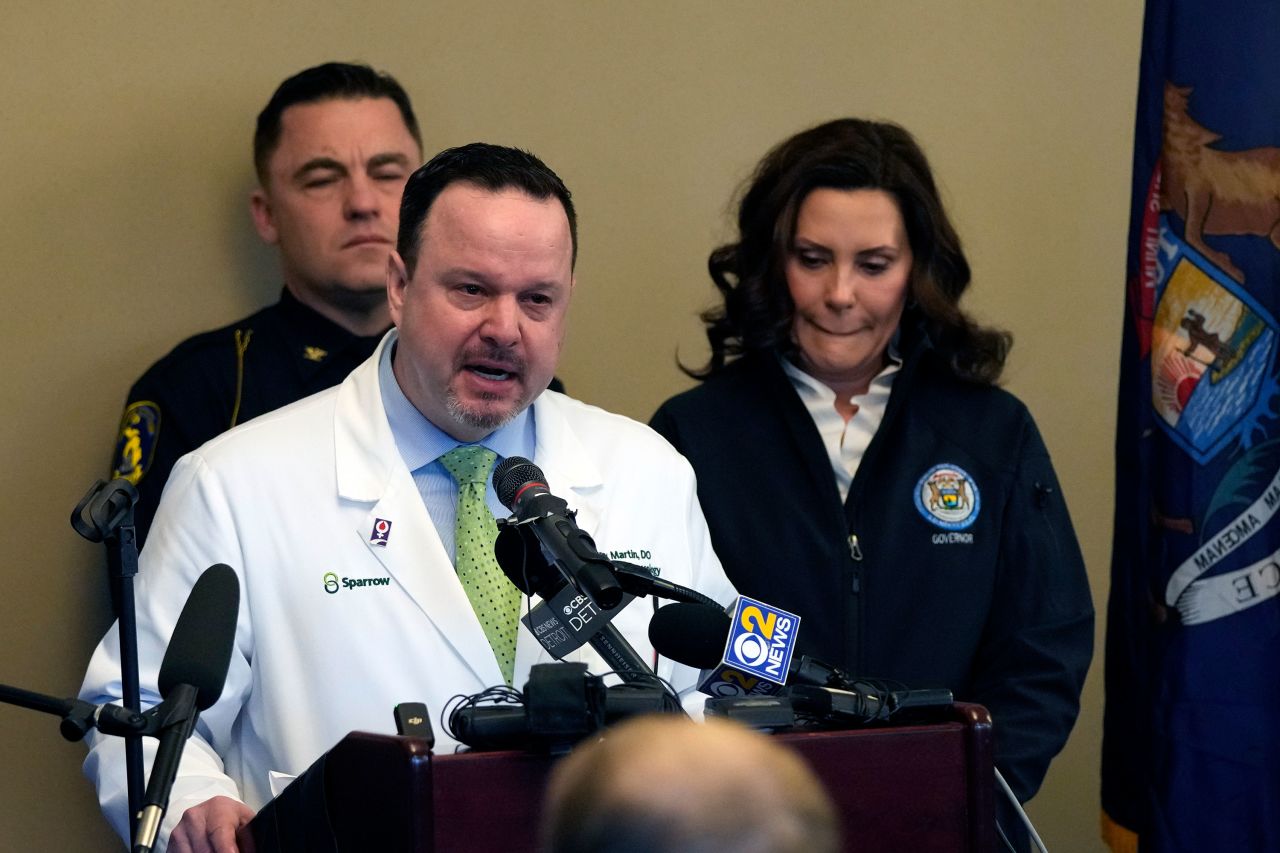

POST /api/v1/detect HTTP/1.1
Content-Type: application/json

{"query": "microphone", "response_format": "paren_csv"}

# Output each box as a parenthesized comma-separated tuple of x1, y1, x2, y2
(496, 523, 721, 607)
(494, 522, 568, 600)
(449, 663, 675, 752)
(650, 602, 954, 725)
(503, 537, 654, 682)
(648, 597, 801, 698)
(610, 561, 724, 608)
(491, 464, 655, 684)
(450, 662, 607, 753)
(497, 522, 635, 659)
(492, 456, 623, 610)
(496, 528, 702, 667)
(451, 683, 675, 750)
(134, 563, 240, 853)
(649, 602, 852, 690)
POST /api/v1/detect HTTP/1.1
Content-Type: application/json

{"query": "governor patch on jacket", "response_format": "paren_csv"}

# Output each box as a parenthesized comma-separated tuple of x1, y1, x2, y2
(914, 463, 980, 530)
(112, 401, 160, 485)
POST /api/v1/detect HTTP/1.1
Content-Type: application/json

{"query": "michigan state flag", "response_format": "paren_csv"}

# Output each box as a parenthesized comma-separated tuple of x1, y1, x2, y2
(1104, 1, 1280, 850)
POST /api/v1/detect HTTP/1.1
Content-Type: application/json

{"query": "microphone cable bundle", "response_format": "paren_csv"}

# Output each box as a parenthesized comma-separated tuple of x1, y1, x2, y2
(789, 679, 956, 726)
(701, 678, 953, 731)
(444, 662, 681, 754)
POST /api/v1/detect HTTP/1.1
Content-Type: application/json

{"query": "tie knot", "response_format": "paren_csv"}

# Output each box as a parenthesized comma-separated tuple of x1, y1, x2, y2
(440, 445, 499, 487)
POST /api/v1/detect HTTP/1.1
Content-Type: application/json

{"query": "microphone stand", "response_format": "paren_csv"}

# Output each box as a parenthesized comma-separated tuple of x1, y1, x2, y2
(0, 683, 153, 743)
(0, 680, 205, 853)
(72, 478, 143, 844)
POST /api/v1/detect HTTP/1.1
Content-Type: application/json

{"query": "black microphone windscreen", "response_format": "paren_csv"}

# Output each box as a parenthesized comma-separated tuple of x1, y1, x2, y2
(158, 564, 240, 711)
(495, 525, 563, 597)
(647, 603, 731, 670)
(493, 456, 545, 510)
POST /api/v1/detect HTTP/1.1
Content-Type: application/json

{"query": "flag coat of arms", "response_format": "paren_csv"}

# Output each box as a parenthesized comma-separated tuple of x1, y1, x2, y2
(1104, 1, 1280, 850)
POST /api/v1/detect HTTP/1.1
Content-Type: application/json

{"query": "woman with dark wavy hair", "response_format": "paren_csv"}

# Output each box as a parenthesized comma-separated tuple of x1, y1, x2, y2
(694, 118, 1008, 382)
(651, 118, 1092, 845)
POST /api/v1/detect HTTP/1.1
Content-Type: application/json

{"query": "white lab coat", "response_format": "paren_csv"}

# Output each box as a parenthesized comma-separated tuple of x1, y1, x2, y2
(79, 333, 735, 849)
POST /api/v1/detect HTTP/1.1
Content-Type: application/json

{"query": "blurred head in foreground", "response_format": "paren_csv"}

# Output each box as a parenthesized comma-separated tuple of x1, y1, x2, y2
(541, 715, 840, 853)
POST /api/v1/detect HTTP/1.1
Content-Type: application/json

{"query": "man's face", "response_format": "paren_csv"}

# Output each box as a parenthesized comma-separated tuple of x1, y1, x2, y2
(251, 97, 421, 316)
(387, 182, 574, 441)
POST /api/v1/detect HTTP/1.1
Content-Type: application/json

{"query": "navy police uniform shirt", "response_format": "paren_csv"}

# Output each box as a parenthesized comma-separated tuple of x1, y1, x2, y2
(111, 289, 386, 546)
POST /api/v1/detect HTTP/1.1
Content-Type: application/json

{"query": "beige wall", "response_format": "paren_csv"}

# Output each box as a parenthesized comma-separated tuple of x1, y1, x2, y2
(0, 2, 1141, 849)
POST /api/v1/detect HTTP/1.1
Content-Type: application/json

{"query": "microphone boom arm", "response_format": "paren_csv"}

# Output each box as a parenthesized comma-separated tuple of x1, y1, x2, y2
(610, 561, 723, 608)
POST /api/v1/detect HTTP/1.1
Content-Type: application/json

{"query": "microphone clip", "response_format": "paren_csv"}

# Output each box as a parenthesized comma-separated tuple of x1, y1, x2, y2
(495, 509, 576, 530)
(70, 477, 139, 545)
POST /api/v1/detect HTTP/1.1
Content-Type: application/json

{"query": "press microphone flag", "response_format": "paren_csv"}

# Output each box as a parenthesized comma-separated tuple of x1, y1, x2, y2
(650, 602, 954, 726)
(649, 602, 862, 691)
(650, 596, 801, 698)
(521, 584, 638, 660)
(514, 559, 651, 679)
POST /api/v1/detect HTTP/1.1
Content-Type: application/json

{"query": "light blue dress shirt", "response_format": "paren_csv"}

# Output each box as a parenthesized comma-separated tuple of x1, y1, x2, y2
(377, 339, 536, 561)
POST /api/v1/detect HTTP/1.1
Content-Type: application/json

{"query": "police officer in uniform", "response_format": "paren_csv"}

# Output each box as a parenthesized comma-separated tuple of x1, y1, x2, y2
(111, 62, 423, 544)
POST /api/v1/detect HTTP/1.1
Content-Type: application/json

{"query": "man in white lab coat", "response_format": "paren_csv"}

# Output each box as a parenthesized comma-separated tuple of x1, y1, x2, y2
(79, 143, 735, 853)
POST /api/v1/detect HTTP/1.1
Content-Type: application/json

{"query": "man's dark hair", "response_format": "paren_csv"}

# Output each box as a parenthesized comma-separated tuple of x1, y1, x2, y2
(397, 143, 578, 275)
(253, 61, 422, 183)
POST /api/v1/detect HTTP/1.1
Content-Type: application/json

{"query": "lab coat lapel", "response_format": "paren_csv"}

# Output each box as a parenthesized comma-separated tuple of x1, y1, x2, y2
(530, 394, 605, 545)
(365, 477, 505, 688)
(332, 333, 503, 689)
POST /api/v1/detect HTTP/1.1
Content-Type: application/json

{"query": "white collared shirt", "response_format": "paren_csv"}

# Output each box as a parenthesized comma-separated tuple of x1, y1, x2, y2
(377, 337, 536, 560)
(781, 354, 900, 501)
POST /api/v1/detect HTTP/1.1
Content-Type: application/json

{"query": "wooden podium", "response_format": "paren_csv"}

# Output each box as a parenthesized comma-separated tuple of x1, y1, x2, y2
(245, 703, 994, 852)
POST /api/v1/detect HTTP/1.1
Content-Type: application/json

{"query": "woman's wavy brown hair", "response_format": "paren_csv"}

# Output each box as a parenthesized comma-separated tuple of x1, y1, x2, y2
(690, 118, 1009, 383)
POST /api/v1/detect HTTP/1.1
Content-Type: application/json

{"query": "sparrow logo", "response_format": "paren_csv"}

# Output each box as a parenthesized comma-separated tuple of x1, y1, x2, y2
(324, 571, 392, 593)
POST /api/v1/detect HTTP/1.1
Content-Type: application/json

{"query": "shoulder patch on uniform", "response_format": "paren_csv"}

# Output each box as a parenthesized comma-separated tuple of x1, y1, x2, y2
(914, 463, 980, 530)
(112, 401, 161, 485)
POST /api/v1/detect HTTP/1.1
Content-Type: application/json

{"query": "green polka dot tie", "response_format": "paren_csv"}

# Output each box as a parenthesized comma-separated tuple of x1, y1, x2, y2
(440, 445, 521, 685)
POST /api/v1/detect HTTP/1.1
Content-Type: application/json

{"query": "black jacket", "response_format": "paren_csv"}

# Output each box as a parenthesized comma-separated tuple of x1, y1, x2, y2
(110, 290, 386, 544)
(651, 344, 1093, 805)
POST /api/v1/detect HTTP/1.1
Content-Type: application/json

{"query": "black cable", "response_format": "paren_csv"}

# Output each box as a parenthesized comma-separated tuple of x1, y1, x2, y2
(442, 685, 524, 745)
(597, 669, 683, 714)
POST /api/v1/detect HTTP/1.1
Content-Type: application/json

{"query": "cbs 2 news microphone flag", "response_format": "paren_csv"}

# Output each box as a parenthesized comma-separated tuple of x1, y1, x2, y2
(1104, 0, 1280, 850)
